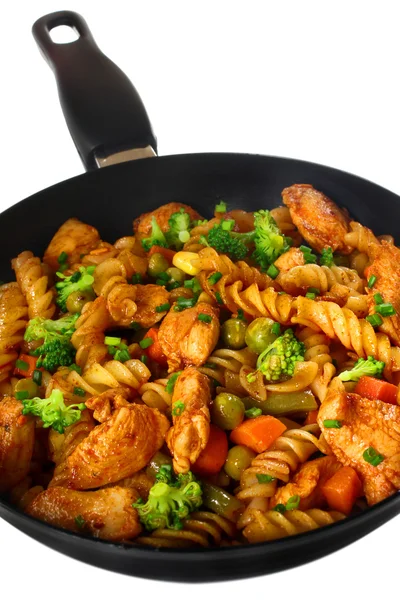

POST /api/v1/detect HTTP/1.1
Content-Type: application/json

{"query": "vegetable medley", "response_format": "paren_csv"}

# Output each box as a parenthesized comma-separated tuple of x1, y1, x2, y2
(1, 185, 400, 547)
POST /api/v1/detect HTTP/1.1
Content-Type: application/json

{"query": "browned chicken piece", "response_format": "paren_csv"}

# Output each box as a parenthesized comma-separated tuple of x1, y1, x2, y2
(133, 202, 203, 238)
(275, 247, 305, 275)
(0, 397, 35, 493)
(50, 404, 169, 489)
(166, 367, 211, 474)
(48, 408, 96, 466)
(365, 241, 400, 346)
(318, 378, 400, 505)
(85, 388, 131, 423)
(270, 456, 342, 511)
(282, 184, 352, 254)
(158, 302, 220, 372)
(26, 486, 142, 541)
(132, 284, 170, 329)
(112, 470, 155, 500)
(43, 218, 100, 271)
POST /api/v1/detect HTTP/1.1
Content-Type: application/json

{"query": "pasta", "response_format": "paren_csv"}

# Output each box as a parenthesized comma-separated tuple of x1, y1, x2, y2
(1, 188, 399, 549)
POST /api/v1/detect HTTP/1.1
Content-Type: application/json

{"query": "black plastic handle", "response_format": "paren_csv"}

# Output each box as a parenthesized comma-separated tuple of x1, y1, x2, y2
(32, 11, 157, 170)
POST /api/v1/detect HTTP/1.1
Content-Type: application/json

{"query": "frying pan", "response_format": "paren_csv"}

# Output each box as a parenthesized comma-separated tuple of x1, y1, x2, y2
(0, 9, 399, 583)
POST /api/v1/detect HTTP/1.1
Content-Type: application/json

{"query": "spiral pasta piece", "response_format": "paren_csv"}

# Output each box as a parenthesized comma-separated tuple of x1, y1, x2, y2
(67, 359, 151, 397)
(71, 296, 111, 372)
(240, 508, 345, 543)
(139, 379, 172, 411)
(278, 264, 364, 295)
(0, 283, 29, 382)
(344, 221, 381, 257)
(12, 251, 55, 319)
(349, 250, 370, 277)
(183, 218, 221, 253)
(296, 327, 336, 401)
(93, 258, 138, 326)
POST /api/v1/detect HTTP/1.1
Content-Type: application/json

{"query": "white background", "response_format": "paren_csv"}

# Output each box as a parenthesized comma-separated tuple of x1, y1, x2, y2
(0, 1, 399, 598)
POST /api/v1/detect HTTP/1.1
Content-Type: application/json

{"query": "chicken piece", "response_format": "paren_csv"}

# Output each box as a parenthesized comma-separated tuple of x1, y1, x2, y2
(318, 378, 400, 505)
(50, 404, 169, 489)
(26, 486, 142, 541)
(133, 202, 203, 238)
(132, 284, 170, 329)
(158, 302, 220, 372)
(43, 218, 100, 271)
(0, 397, 35, 493)
(112, 470, 155, 500)
(275, 247, 305, 275)
(270, 456, 342, 511)
(166, 367, 211, 474)
(282, 184, 352, 254)
(365, 241, 400, 346)
(85, 388, 130, 423)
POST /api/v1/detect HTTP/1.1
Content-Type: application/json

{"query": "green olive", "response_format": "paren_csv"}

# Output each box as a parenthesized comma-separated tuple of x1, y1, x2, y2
(245, 317, 278, 354)
(145, 451, 173, 479)
(224, 445, 256, 480)
(147, 253, 170, 278)
(221, 318, 247, 349)
(211, 392, 245, 430)
(166, 267, 185, 285)
(66, 289, 95, 314)
(14, 378, 38, 399)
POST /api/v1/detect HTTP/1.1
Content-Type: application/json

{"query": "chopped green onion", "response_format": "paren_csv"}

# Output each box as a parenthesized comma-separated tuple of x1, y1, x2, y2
(305, 292, 316, 300)
(172, 401, 185, 417)
(58, 251, 68, 265)
(130, 322, 141, 331)
(272, 503, 287, 514)
(139, 338, 154, 349)
(320, 247, 334, 267)
(271, 322, 281, 336)
(366, 314, 383, 327)
(245, 407, 262, 418)
(75, 515, 85, 529)
(323, 419, 342, 429)
(215, 292, 224, 305)
(367, 275, 377, 289)
(285, 495, 300, 511)
(198, 313, 212, 324)
(15, 390, 29, 401)
(105, 336, 121, 346)
(115, 347, 131, 362)
(174, 296, 197, 311)
(167, 281, 181, 291)
(363, 446, 384, 466)
(237, 309, 245, 321)
(208, 272, 222, 285)
(73, 387, 86, 397)
(131, 273, 143, 284)
(266, 264, 280, 279)
(221, 219, 235, 231)
(300, 245, 317, 264)
(215, 201, 227, 213)
(166, 371, 182, 394)
(32, 369, 42, 386)
(256, 474, 276, 483)
(375, 303, 396, 317)
(246, 372, 256, 383)
(140, 354, 148, 365)
(374, 293, 383, 305)
(156, 272, 170, 282)
(69, 363, 82, 375)
(15, 359, 28, 371)
(156, 303, 171, 313)
(308, 287, 320, 295)
(184, 277, 202, 293)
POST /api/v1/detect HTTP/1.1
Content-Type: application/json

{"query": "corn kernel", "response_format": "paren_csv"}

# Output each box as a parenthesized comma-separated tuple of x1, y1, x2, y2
(172, 252, 201, 275)
(197, 291, 215, 305)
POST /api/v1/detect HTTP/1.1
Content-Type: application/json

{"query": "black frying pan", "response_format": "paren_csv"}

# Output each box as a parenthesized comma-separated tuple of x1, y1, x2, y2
(0, 10, 399, 583)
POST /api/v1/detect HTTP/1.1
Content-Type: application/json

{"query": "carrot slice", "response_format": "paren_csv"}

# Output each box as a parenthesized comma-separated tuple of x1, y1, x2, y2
(13, 354, 40, 378)
(304, 409, 319, 425)
(354, 376, 398, 405)
(148, 245, 176, 263)
(192, 425, 228, 476)
(322, 466, 363, 515)
(142, 328, 168, 366)
(230, 415, 287, 453)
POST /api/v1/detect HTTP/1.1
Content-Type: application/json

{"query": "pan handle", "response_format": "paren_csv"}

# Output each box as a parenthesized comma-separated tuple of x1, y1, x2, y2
(32, 11, 157, 170)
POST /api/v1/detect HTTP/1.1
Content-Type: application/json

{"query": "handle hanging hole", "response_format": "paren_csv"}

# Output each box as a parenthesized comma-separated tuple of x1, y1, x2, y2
(49, 25, 80, 44)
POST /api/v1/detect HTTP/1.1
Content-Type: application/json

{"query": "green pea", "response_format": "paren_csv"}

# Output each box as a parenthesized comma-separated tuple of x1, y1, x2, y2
(145, 451, 173, 479)
(66, 289, 95, 314)
(245, 317, 278, 354)
(166, 267, 185, 285)
(221, 318, 247, 349)
(14, 378, 38, 399)
(224, 445, 256, 480)
(147, 253, 170, 278)
(211, 393, 245, 430)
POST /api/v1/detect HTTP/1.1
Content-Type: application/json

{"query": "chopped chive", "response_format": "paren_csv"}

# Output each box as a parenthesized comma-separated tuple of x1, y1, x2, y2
(272, 503, 286, 514)
(198, 313, 212, 324)
(221, 219, 235, 231)
(323, 419, 342, 429)
(174, 296, 197, 311)
(167, 281, 181, 291)
(208, 272, 222, 285)
(285, 495, 300, 511)
(172, 401, 185, 417)
(215, 291, 224, 305)
(271, 322, 281, 336)
(139, 338, 154, 349)
(256, 474, 276, 483)
(374, 293, 383, 305)
(156, 303, 171, 313)
(363, 446, 384, 466)
(58, 251, 68, 264)
(246, 372, 257, 383)
(69, 363, 82, 375)
(308, 287, 320, 295)
(32, 369, 42, 386)
(300, 245, 317, 264)
(184, 277, 202, 293)
(266, 264, 280, 279)
(237, 309, 245, 321)
(215, 201, 227, 213)
(166, 371, 182, 394)
(105, 336, 121, 346)
(73, 387, 86, 397)
(305, 292, 316, 299)
(245, 407, 262, 418)
(140, 354, 148, 365)
(320, 247, 334, 267)
(278, 291, 287, 295)
(108, 345, 117, 356)
(366, 314, 383, 327)
(115, 348, 131, 362)
(157, 272, 170, 282)
(15, 390, 29, 401)
(131, 273, 143, 284)
(75, 515, 86, 529)
(15, 359, 28, 371)
(367, 275, 377, 288)
(375, 303, 396, 317)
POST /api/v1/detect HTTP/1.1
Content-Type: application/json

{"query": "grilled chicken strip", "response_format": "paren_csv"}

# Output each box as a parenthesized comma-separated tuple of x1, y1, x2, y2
(282, 184, 352, 254)
(43, 218, 100, 271)
(166, 367, 211, 474)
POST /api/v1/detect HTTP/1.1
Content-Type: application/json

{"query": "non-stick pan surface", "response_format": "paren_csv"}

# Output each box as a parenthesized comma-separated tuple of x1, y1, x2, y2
(0, 11, 399, 582)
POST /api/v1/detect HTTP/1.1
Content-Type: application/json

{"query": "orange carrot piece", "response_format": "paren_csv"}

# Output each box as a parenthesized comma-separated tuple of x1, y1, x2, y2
(13, 354, 40, 378)
(355, 376, 398, 405)
(322, 466, 363, 515)
(193, 425, 228, 476)
(143, 328, 168, 366)
(230, 415, 287, 454)
(148, 245, 176, 263)
(304, 409, 319, 425)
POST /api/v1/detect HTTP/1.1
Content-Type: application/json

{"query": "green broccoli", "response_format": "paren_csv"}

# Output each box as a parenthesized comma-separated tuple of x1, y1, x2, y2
(164, 209, 192, 249)
(132, 464, 202, 531)
(339, 355, 385, 382)
(141, 217, 168, 252)
(55, 266, 95, 313)
(24, 314, 79, 372)
(21, 388, 86, 434)
(254, 328, 305, 382)
(206, 219, 255, 261)
(252, 210, 290, 270)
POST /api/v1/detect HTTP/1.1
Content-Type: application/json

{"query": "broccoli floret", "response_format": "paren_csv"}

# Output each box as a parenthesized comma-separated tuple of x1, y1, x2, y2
(165, 209, 191, 249)
(255, 328, 305, 381)
(24, 314, 79, 372)
(339, 355, 385, 382)
(206, 220, 255, 261)
(55, 266, 95, 313)
(21, 388, 85, 434)
(252, 210, 289, 270)
(320, 247, 334, 267)
(141, 217, 168, 252)
(132, 464, 202, 531)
